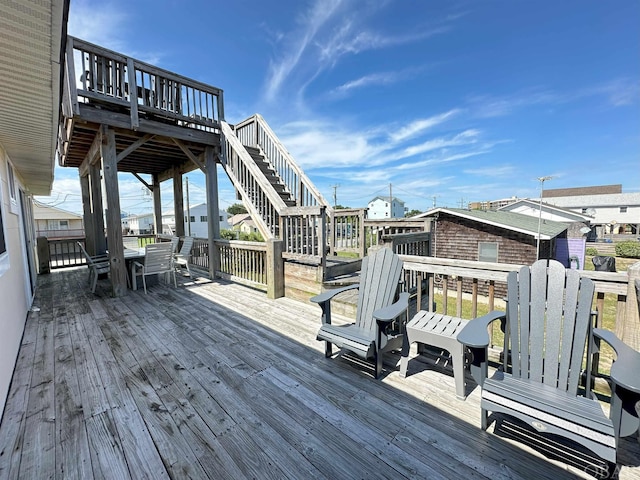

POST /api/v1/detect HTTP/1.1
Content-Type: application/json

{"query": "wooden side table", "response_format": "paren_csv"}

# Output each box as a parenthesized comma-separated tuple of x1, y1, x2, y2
(399, 310, 469, 399)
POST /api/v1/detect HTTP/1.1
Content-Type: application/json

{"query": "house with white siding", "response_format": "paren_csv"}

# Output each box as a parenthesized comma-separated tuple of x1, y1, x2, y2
(0, 0, 67, 419)
(367, 196, 406, 219)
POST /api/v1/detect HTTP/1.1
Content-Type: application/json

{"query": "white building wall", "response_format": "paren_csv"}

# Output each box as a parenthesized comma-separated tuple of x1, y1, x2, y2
(182, 204, 231, 238)
(0, 145, 31, 419)
(367, 198, 405, 219)
(543, 193, 640, 234)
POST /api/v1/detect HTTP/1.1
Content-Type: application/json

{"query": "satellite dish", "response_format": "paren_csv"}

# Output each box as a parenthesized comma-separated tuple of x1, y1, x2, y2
(579, 226, 591, 234)
(610, 220, 617, 225)
(585, 208, 596, 216)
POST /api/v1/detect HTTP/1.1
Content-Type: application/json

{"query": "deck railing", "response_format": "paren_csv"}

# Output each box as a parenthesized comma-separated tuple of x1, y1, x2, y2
(280, 206, 327, 263)
(63, 36, 224, 131)
(234, 114, 331, 210)
(214, 239, 268, 290)
(330, 208, 367, 257)
(220, 121, 284, 239)
(47, 237, 87, 269)
(399, 254, 640, 378)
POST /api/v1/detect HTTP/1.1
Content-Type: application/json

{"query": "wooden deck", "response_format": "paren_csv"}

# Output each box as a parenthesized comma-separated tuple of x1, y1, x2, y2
(1, 268, 638, 479)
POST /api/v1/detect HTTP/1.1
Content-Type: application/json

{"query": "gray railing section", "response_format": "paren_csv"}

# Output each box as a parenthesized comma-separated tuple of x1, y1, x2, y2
(63, 36, 224, 130)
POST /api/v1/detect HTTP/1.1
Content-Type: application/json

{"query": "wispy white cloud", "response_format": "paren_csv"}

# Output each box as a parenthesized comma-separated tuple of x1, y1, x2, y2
(579, 78, 640, 107)
(395, 149, 490, 170)
(394, 129, 480, 160)
(390, 109, 461, 142)
(263, 1, 456, 104)
(264, 0, 344, 102)
(463, 164, 516, 177)
(68, 0, 128, 50)
(330, 71, 408, 97)
(469, 89, 560, 118)
(317, 24, 449, 64)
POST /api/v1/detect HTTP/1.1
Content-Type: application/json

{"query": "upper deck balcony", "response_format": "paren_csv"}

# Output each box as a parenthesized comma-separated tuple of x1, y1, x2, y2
(58, 37, 225, 177)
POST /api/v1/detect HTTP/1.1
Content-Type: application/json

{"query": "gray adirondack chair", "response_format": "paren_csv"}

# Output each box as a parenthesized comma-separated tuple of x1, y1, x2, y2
(458, 259, 640, 474)
(132, 242, 177, 294)
(77, 241, 110, 293)
(311, 247, 409, 379)
(174, 236, 194, 277)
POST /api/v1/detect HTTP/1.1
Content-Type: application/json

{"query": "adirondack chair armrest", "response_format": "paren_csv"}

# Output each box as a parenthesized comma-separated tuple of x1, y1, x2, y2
(457, 310, 507, 348)
(593, 328, 640, 395)
(310, 283, 359, 305)
(373, 292, 410, 325)
(132, 260, 144, 271)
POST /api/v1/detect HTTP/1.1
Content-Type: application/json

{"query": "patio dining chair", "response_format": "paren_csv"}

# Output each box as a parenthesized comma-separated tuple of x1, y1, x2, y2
(77, 242, 110, 293)
(311, 247, 409, 379)
(174, 236, 194, 277)
(458, 259, 640, 476)
(132, 242, 177, 294)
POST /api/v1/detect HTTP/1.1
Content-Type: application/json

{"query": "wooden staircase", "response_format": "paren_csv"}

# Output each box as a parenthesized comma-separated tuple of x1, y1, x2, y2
(243, 146, 296, 207)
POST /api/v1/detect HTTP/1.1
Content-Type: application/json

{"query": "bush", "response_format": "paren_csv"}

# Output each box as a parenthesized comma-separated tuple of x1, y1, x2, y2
(220, 229, 237, 240)
(615, 241, 640, 258)
(585, 247, 598, 256)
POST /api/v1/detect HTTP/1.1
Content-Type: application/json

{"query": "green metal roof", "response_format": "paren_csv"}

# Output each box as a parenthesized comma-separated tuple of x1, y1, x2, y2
(430, 208, 568, 239)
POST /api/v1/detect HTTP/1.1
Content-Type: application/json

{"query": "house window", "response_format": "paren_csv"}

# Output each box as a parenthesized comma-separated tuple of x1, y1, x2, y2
(7, 161, 18, 215)
(581, 208, 588, 214)
(619, 206, 627, 213)
(219, 215, 224, 221)
(190, 216, 195, 222)
(200, 215, 207, 222)
(478, 242, 498, 263)
(60, 220, 69, 229)
(0, 180, 8, 275)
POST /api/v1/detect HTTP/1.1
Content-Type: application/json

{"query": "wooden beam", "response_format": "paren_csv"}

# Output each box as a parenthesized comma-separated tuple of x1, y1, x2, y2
(79, 126, 104, 177)
(89, 163, 106, 255)
(101, 127, 128, 297)
(79, 173, 96, 256)
(116, 134, 155, 163)
(173, 167, 185, 237)
(126, 57, 139, 129)
(78, 104, 220, 146)
(205, 147, 219, 279)
(131, 172, 152, 191)
(152, 174, 162, 235)
(171, 138, 205, 172)
(156, 159, 196, 183)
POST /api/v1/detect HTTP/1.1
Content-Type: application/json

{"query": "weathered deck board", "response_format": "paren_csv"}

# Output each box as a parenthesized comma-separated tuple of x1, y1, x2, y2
(1, 267, 639, 479)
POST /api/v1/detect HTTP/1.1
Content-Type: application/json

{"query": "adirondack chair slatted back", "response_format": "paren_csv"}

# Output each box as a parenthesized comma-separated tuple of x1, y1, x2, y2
(144, 243, 174, 275)
(355, 248, 403, 338)
(506, 259, 594, 394)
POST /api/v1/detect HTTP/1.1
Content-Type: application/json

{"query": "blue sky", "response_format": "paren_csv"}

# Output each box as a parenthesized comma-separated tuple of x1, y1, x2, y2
(38, 0, 640, 215)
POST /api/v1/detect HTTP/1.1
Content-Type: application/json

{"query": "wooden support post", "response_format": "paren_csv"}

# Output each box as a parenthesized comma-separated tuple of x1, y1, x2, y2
(101, 128, 127, 297)
(89, 163, 106, 255)
(205, 147, 220, 279)
(80, 172, 96, 256)
(267, 239, 284, 299)
(358, 209, 366, 259)
(152, 174, 162, 235)
(173, 167, 185, 237)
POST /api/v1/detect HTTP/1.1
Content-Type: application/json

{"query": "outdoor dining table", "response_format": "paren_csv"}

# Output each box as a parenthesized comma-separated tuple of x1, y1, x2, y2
(123, 247, 146, 290)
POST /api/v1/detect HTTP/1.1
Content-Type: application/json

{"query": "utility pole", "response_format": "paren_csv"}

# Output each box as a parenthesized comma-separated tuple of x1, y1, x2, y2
(185, 176, 191, 236)
(331, 184, 339, 208)
(389, 183, 393, 217)
(536, 176, 553, 260)
(432, 195, 437, 208)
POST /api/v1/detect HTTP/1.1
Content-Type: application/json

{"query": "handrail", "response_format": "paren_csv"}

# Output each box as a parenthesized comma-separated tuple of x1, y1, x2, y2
(65, 36, 224, 130)
(235, 114, 333, 214)
(220, 121, 286, 239)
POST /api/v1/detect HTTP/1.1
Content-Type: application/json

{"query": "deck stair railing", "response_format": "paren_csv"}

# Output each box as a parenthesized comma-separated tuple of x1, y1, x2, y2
(234, 114, 332, 212)
(221, 117, 334, 262)
(220, 121, 286, 240)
